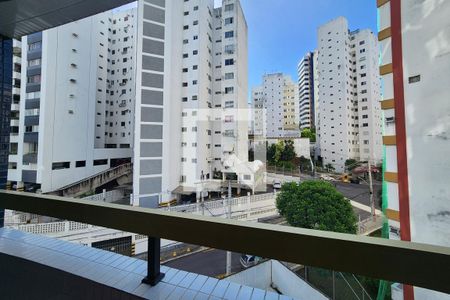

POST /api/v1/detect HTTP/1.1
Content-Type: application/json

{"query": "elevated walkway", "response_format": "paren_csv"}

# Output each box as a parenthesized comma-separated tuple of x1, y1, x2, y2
(48, 163, 132, 197)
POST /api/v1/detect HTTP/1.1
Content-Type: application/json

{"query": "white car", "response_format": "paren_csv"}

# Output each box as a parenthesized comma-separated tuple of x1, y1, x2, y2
(272, 179, 282, 189)
(320, 175, 336, 181)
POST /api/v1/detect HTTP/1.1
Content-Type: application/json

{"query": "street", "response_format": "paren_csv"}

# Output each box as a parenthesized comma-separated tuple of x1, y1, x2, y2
(163, 248, 245, 278)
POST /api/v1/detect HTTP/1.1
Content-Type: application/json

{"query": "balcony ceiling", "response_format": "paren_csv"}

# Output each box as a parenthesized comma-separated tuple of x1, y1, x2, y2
(0, 0, 134, 39)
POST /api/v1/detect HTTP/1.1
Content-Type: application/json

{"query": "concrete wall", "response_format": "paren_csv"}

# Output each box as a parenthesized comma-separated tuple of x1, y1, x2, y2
(225, 260, 327, 300)
(401, 1, 450, 298)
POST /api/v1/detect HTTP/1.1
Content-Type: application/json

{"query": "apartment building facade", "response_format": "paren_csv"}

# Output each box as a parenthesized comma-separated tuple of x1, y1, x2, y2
(133, 0, 249, 207)
(7, 9, 136, 193)
(297, 52, 315, 130)
(378, 1, 450, 299)
(252, 73, 299, 139)
(316, 17, 382, 172)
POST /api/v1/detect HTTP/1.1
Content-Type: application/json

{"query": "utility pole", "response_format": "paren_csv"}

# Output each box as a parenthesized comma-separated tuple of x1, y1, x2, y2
(309, 157, 315, 178)
(226, 179, 232, 276)
(201, 174, 205, 216)
(367, 159, 375, 219)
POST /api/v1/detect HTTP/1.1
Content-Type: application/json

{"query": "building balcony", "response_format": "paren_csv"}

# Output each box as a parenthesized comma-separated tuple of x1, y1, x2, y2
(10, 119, 19, 127)
(10, 103, 20, 112)
(24, 132, 39, 143)
(22, 152, 38, 164)
(25, 98, 40, 109)
(0, 191, 449, 299)
(24, 115, 40, 126)
(13, 55, 21, 64)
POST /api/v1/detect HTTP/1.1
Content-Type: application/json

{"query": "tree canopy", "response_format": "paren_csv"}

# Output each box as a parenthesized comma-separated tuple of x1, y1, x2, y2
(300, 128, 316, 142)
(276, 180, 357, 234)
(267, 140, 297, 167)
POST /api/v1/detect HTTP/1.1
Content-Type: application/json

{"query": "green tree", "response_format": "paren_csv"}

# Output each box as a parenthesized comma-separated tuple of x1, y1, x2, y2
(267, 143, 276, 164)
(273, 141, 284, 163)
(345, 159, 358, 171)
(324, 163, 335, 173)
(276, 180, 357, 234)
(297, 155, 311, 172)
(300, 128, 316, 143)
(281, 140, 296, 162)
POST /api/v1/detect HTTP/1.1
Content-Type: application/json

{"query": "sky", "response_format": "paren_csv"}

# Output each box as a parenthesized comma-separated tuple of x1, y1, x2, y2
(225, 0, 378, 101)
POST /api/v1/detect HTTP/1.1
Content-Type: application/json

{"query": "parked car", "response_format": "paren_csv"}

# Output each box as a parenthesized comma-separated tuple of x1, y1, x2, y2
(272, 179, 282, 189)
(240, 254, 263, 268)
(320, 175, 336, 181)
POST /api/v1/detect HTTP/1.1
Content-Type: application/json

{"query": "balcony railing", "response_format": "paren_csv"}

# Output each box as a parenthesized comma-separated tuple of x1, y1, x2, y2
(0, 190, 449, 294)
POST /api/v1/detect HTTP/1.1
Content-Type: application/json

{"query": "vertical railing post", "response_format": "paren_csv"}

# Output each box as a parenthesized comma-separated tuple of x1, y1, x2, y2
(142, 236, 165, 286)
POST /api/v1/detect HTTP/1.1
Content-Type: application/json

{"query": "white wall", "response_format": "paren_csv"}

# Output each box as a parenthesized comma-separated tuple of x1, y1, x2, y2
(225, 260, 327, 300)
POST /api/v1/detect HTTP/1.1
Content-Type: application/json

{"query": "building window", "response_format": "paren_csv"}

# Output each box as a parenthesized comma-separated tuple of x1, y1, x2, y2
(27, 75, 41, 84)
(224, 31, 234, 38)
(76, 161, 86, 168)
(224, 72, 234, 80)
(93, 159, 108, 166)
(28, 41, 41, 51)
(28, 58, 41, 67)
(224, 4, 234, 11)
(224, 44, 235, 54)
(224, 101, 234, 108)
(224, 59, 234, 66)
(52, 162, 70, 170)
(225, 17, 234, 25)
(224, 87, 234, 94)
(224, 115, 234, 123)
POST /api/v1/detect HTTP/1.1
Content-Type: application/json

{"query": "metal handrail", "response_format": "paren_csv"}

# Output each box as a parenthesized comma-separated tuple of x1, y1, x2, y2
(0, 190, 449, 293)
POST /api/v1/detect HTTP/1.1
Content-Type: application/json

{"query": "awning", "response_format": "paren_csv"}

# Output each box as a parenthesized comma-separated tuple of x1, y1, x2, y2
(0, 0, 135, 39)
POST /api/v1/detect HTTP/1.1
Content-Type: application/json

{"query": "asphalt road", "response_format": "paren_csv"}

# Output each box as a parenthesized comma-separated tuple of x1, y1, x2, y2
(163, 248, 245, 278)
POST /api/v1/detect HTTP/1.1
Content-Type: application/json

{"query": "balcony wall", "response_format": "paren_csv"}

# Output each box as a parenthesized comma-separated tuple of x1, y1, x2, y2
(22, 153, 37, 164)
(23, 132, 38, 143)
(0, 228, 286, 300)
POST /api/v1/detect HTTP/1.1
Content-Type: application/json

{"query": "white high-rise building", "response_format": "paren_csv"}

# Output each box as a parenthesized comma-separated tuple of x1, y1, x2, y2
(133, 0, 249, 207)
(7, 40, 22, 184)
(7, 8, 137, 193)
(297, 52, 315, 130)
(316, 17, 382, 171)
(252, 73, 299, 139)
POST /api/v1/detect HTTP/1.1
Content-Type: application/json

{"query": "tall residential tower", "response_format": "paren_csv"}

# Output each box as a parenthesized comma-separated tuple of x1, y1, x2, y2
(297, 52, 315, 130)
(7, 9, 137, 193)
(316, 17, 382, 171)
(252, 73, 299, 139)
(133, 0, 249, 206)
